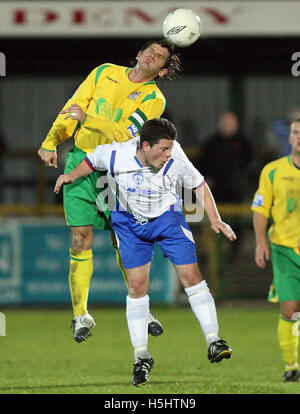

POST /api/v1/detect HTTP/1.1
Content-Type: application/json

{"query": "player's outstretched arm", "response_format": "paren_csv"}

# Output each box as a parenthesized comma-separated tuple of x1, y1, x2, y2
(194, 183, 237, 242)
(54, 160, 93, 194)
(61, 98, 166, 145)
(60, 102, 132, 143)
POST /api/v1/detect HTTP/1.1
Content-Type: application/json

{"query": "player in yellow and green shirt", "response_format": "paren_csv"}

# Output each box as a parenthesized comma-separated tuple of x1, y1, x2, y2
(252, 118, 300, 382)
(37, 39, 182, 343)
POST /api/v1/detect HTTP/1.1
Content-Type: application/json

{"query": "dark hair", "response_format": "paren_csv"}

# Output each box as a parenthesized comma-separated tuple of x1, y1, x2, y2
(139, 118, 177, 146)
(292, 118, 300, 123)
(138, 39, 182, 80)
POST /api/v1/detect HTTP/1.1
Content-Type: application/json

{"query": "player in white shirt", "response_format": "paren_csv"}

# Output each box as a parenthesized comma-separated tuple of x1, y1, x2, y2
(54, 118, 236, 387)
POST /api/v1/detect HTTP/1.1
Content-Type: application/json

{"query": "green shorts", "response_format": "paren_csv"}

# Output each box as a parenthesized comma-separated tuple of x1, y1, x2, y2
(268, 243, 300, 302)
(63, 146, 111, 230)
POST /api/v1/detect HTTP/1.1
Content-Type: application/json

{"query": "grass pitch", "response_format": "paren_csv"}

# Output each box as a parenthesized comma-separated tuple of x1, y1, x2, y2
(0, 302, 299, 395)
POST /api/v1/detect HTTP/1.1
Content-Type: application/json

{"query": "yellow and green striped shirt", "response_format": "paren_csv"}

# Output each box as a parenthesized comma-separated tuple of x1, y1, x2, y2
(251, 155, 300, 255)
(41, 63, 166, 153)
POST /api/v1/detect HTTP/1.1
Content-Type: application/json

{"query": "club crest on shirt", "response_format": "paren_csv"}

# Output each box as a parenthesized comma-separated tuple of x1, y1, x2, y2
(132, 172, 144, 185)
(127, 91, 141, 101)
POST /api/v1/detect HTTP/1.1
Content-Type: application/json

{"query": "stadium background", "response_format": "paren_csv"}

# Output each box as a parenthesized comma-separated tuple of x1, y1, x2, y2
(0, 0, 300, 306)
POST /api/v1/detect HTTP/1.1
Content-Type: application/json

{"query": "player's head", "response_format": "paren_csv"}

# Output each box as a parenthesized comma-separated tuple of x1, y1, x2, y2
(139, 118, 177, 169)
(140, 118, 177, 146)
(289, 118, 300, 155)
(136, 39, 182, 80)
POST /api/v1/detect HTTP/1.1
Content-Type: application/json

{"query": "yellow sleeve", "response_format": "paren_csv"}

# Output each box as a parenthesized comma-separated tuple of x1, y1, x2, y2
(81, 95, 166, 143)
(41, 66, 101, 151)
(251, 164, 275, 218)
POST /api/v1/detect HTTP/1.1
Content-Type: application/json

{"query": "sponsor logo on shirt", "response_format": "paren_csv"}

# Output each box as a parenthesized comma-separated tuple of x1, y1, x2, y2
(126, 187, 157, 196)
(127, 123, 139, 138)
(95, 97, 122, 121)
(252, 193, 264, 207)
(127, 91, 141, 101)
(287, 197, 300, 213)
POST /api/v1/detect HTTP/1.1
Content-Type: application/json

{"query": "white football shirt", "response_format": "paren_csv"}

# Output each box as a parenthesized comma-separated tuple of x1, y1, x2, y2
(86, 138, 204, 221)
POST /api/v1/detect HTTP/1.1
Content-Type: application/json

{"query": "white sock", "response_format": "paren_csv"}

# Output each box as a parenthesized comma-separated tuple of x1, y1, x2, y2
(185, 280, 219, 346)
(126, 295, 151, 362)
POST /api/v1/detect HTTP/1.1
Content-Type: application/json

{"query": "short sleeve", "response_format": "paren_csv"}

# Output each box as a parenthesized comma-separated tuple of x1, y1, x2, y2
(172, 141, 204, 189)
(251, 165, 274, 218)
(85, 144, 113, 171)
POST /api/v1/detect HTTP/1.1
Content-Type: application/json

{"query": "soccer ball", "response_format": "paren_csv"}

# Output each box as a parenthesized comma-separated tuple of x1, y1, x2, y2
(163, 8, 202, 48)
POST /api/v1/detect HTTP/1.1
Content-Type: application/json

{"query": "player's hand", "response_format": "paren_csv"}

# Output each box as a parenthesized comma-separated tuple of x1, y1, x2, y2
(210, 219, 237, 241)
(37, 148, 58, 168)
(255, 241, 270, 268)
(54, 174, 73, 194)
(60, 103, 86, 123)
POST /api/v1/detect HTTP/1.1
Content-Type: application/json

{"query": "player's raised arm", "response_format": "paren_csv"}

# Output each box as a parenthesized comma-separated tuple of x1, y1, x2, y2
(194, 183, 237, 241)
(60, 103, 86, 123)
(62, 98, 166, 145)
(38, 66, 98, 167)
(54, 159, 94, 194)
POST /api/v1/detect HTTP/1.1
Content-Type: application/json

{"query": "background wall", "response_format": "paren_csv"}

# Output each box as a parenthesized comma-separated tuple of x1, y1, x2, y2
(0, 2, 299, 304)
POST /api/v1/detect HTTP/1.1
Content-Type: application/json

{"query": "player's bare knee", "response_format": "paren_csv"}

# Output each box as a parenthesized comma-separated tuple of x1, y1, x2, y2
(128, 281, 148, 298)
(186, 273, 202, 287)
(280, 303, 299, 320)
(71, 228, 93, 250)
(176, 263, 203, 288)
(282, 310, 298, 321)
(180, 268, 203, 288)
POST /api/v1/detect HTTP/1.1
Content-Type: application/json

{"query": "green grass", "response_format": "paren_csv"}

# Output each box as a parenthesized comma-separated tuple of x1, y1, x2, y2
(0, 302, 299, 394)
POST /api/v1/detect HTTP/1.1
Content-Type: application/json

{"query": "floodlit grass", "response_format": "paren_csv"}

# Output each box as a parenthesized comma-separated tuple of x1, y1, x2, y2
(0, 302, 299, 396)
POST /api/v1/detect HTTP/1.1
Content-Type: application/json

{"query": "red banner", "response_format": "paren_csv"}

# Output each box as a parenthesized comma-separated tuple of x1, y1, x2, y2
(0, 1, 299, 37)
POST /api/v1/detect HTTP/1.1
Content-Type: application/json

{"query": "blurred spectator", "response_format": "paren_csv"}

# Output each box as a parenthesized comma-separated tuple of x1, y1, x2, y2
(193, 112, 254, 260)
(194, 112, 254, 204)
(265, 107, 300, 157)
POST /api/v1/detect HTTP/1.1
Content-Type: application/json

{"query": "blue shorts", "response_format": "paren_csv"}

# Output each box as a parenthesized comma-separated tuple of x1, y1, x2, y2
(110, 207, 197, 269)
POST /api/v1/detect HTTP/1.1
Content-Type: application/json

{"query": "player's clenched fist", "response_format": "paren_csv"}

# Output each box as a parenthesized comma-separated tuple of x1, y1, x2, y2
(54, 174, 73, 194)
(37, 148, 58, 168)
